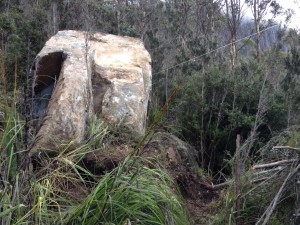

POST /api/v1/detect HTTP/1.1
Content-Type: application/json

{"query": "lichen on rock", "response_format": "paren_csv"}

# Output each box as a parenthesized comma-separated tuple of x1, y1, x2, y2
(29, 30, 151, 154)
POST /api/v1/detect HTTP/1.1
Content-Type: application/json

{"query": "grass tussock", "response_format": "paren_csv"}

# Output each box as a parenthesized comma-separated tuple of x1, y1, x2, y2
(0, 63, 190, 225)
(1, 114, 191, 224)
(66, 158, 190, 225)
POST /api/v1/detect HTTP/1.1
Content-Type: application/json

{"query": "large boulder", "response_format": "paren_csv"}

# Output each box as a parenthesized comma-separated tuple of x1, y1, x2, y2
(29, 30, 151, 154)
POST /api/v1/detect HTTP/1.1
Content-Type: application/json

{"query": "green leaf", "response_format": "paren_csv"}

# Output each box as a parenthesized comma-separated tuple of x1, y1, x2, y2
(0, 204, 26, 218)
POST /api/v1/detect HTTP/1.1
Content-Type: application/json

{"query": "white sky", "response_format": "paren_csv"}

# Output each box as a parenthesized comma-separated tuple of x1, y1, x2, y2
(242, 0, 300, 30)
(277, 0, 300, 29)
(161, 0, 300, 30)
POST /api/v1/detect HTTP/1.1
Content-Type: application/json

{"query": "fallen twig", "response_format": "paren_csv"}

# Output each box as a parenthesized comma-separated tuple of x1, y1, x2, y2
(210, 181, 231, 190)
(272, 146, 300, 151)
(255, 161, 300, 225)
(253, 159, 298, 170)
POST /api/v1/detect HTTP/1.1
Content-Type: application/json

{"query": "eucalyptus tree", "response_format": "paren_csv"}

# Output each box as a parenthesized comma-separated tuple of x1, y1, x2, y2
(245, 0, 281, 62)
(224, 0, 244, 69)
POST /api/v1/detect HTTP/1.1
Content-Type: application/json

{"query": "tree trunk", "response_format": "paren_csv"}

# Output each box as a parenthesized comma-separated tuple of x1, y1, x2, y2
(255, 22, 261, 62)
(254, 0, 261, 63)
(51, 0, 58, 36)
(115, 0, 120, 35)
(230, 36, 237, 69)
(165, 68, 169, 117)
(225, 0, 242, 69)
(235, 134, 241, 225)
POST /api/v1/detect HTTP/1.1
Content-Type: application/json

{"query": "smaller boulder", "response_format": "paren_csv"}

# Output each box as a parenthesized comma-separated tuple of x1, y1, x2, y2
(82, 131, 199, 175)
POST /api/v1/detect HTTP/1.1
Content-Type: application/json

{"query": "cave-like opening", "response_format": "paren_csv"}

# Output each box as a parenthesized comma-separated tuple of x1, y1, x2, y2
(32, 52, 64, 123)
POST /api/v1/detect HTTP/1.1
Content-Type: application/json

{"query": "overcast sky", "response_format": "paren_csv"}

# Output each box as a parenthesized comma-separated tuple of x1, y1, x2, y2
(242, 0, 300, 30)
(271, 0, 300, 29)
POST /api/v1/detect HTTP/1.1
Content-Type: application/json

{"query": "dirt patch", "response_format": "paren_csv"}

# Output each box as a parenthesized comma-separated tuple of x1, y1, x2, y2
(83, 144, 132, 174)
(175, 172, 219, 224)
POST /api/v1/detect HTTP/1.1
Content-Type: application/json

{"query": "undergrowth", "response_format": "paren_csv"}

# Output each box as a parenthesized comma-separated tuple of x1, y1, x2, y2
(66, 157, 190, 225)
(0, 55, 191, 224)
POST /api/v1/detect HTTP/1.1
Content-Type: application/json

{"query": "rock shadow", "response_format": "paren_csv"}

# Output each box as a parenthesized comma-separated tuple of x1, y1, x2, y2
(92, 70, 111, 114)
(31, 52, 65, 126)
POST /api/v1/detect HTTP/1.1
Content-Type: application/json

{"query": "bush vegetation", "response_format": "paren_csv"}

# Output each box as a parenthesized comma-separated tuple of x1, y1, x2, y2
(0, 98, 190, 224)
(2, 0, 300, 224)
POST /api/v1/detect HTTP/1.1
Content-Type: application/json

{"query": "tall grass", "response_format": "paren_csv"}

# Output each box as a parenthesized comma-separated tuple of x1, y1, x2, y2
(66, 158, 190, 225)
(0, 47, 191, 225)
(0, 44, 26, 224)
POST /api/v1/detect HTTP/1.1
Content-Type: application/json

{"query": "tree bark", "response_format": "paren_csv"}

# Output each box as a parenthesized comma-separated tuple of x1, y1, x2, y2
(51, 0, 58, 36)
(254, 0, 261, 62)
(235, 134, 241, 225)
(225, 0, 243, 69)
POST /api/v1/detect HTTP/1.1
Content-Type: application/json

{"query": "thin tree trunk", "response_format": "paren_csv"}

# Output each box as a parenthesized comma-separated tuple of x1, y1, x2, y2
(24, 38, 31, 149)
(165, 69, 169, 118)
(230, 37, 237, 69)
(254, 0, 261, 63)
(255, 24, 261, 62)
(235, 134, 241, 225)
(200, 73, 205, 166)
(51, 0, 58, 35)
(115, 1, 121, 35)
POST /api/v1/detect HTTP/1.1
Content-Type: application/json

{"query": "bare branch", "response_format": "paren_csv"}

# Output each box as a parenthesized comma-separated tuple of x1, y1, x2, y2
(272, 146, 300, 151)
(253, 159, 298, 169)
(255, 161, 300, 225)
